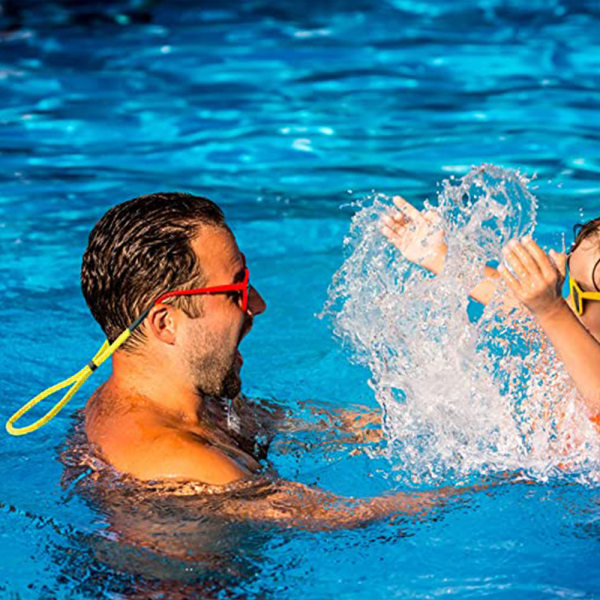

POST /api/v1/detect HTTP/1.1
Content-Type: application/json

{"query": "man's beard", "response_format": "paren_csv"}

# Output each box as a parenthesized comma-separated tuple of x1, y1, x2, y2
(187, 333, 241, 399)
(215, 359, 241, 399)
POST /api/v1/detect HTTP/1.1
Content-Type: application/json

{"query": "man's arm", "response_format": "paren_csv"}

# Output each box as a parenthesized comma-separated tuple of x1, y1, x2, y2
(139, 430, 475, 531)
(498, 237, 600, 417)
(216, 478, 469, 531)
(235, 396, 383, 452)
(281, 401, 383, 446)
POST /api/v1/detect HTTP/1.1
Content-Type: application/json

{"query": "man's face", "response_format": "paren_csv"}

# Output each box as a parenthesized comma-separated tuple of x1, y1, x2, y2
(181, 225, 266, 399)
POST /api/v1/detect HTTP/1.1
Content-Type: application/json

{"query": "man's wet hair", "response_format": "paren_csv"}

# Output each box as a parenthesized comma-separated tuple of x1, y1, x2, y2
(571, 217, 600, 253)
(81, 192, 227, 351)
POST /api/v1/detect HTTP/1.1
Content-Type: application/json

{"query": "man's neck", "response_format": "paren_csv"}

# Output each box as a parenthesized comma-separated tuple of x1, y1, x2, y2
(109, 348, 204, 425)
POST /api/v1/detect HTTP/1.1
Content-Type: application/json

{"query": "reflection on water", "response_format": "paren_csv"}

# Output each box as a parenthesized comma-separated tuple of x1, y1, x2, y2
(323, 164, 600, 485)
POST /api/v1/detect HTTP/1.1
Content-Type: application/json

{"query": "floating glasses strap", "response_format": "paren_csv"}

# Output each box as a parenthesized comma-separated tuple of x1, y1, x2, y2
(5, 327, 133, 436)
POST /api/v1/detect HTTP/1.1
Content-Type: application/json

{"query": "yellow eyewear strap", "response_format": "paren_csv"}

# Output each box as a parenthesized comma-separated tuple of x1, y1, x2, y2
(5, 328, 133, 436)
(5, 297, 155, 436)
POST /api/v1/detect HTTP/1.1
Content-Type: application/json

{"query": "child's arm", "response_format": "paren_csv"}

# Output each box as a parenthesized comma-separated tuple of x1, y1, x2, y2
(498, 237, 600, 418)
(380, 196, 504, 306)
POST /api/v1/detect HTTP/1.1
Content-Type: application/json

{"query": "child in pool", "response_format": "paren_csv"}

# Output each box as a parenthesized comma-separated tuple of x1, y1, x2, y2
(381, 196, 600, 426)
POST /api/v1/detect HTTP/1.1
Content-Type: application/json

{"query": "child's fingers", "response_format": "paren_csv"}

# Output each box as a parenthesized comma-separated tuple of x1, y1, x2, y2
(423, 209, 442, 225)
(385, 208, 408, 223)
(484, 265, 500, 279)
(508, 240, 543, 279)
(549, 250, 567, 277)
(522, 237, 556, 280)
(392, 212, 411, 227)
(502, 246, 529, 281)
(381, 214, 407, 236)
(392, 196, 421, 221)
(382, 210, 409, 229)
(380, 222, 408, 248)
(497, 264, 521, 295)
(380, 222, 399, 240)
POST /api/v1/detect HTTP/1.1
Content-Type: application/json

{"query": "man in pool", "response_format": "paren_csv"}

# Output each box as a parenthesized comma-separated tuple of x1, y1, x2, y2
(381, 197, 600, 427)
(77, 192, 469, 529)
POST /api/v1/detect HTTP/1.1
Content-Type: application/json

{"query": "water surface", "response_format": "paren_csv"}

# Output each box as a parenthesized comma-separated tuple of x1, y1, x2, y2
(1, 1, 600, 598)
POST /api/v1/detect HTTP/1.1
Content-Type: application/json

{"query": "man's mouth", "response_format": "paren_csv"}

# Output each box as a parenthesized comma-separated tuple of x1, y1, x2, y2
(234, 317, 252, 370)
(239, 317, 253, 344)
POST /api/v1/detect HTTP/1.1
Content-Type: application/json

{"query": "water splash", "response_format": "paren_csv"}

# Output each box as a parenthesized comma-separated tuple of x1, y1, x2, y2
(323, 164, 600, 486)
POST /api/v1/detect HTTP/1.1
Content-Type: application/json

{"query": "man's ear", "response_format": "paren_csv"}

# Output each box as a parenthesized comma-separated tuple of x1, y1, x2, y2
(146, 304, 177, 345)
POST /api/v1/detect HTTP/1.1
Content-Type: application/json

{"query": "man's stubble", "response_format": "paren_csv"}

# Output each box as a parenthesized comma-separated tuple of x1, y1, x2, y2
(185, 326, 241, 400)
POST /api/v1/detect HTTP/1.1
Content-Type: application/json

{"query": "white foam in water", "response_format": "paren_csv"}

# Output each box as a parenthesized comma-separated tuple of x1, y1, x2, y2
(323, 164, 600, 486)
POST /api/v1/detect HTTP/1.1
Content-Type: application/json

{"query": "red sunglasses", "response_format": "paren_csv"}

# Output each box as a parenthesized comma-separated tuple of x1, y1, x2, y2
(155, 266, 250, 312)
(128, 257, 251, 332)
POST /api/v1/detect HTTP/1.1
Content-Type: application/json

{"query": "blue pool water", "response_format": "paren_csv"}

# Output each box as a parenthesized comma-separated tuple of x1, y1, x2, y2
(1, 0, 600, 597)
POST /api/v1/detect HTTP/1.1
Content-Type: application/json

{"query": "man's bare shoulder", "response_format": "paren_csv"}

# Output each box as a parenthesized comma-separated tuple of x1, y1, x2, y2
(125, 429, 251, 485)
(84, 389, 250, 486)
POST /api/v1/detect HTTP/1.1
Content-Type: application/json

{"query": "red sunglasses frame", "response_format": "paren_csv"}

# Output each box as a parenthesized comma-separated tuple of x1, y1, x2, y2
(154, 266, 250, 312)
(128, 257, 251, 333)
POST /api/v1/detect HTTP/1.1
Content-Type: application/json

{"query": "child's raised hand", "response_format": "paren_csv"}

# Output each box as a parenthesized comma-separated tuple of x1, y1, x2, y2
(380, 196, 447, 274)
(498, 237, 567, 317)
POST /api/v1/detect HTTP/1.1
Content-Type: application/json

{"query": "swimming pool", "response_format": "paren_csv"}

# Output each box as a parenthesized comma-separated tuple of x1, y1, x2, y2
(1, 0, 600, 597)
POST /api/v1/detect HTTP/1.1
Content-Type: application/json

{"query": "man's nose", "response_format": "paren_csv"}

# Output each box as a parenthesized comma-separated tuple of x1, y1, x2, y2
(247, 285, 266, 316)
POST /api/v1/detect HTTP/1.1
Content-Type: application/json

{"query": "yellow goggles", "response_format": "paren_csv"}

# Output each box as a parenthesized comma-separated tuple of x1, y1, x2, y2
(568, 274, 600, 316)
(566, 252, 600, 316)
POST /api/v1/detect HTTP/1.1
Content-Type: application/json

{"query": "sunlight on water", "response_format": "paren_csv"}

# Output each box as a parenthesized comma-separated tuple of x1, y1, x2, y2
(323, 164, 600, 486)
